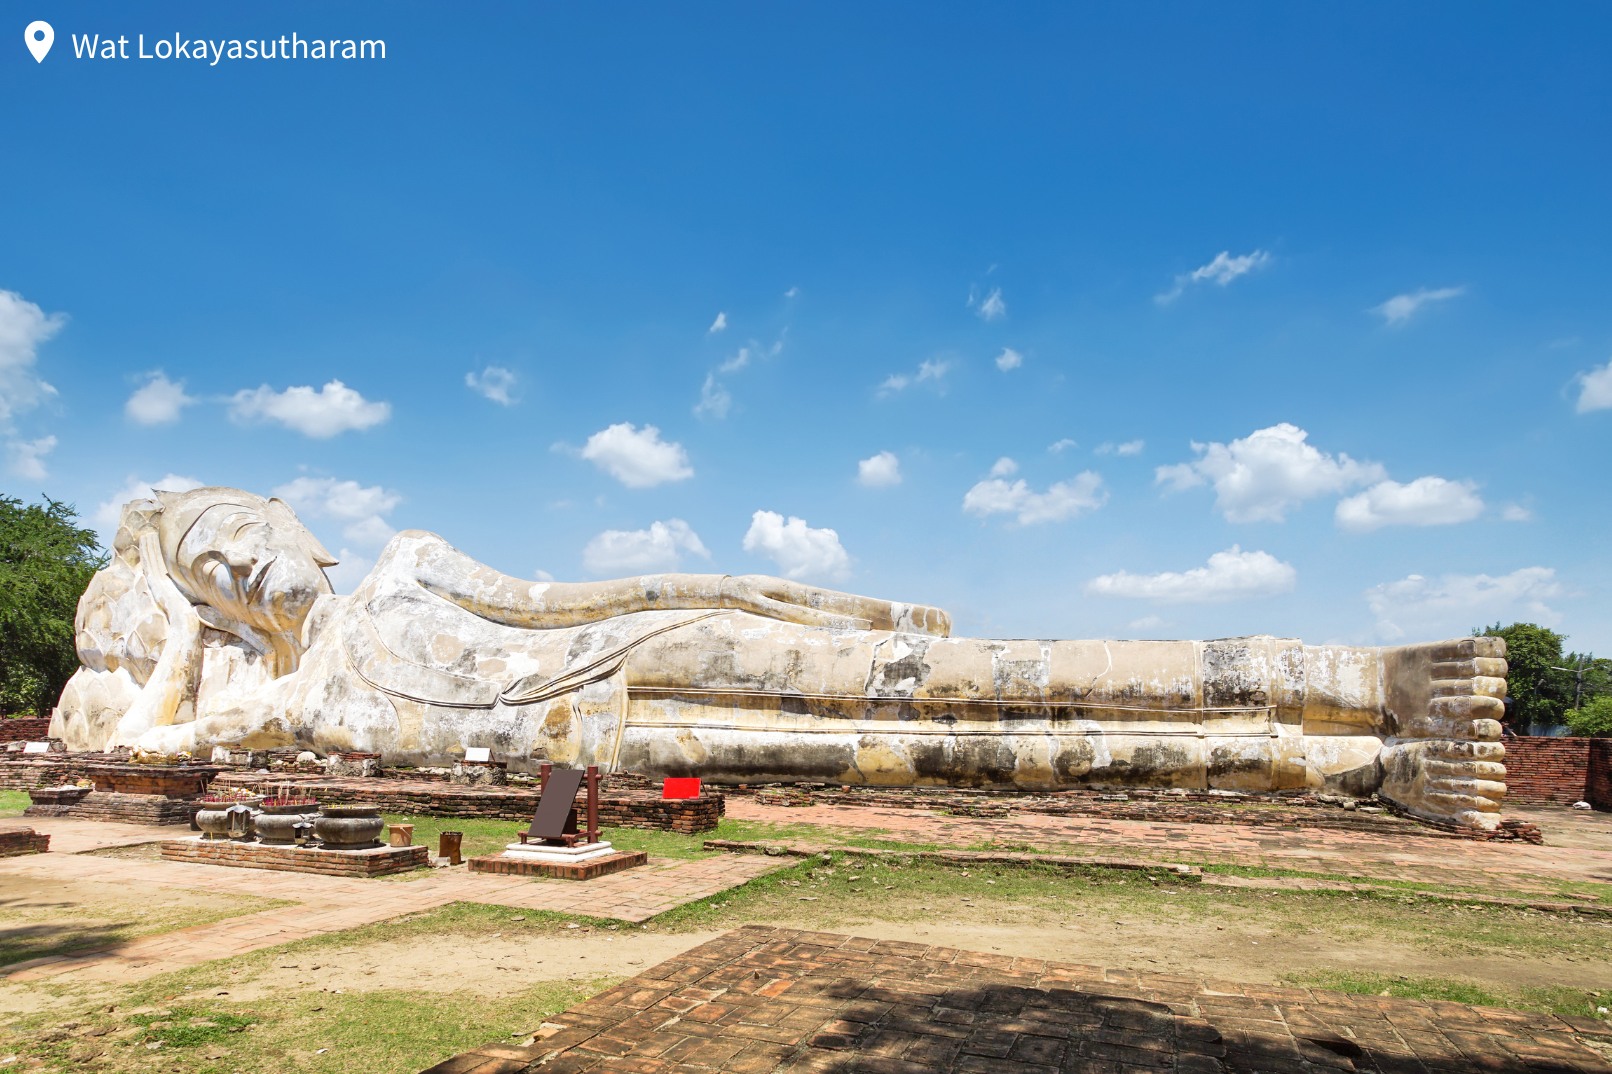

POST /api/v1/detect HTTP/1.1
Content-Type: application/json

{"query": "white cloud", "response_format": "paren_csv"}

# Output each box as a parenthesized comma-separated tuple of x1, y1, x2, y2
(125, 372, 196, 425)
(1096, 440, 1145, 457)
(272, 476, 403, 547)
(994, 347, 1023, 371)
(708, 312, 728, 334)
(968, 286, 1006, 321)
(0, 289, 64, 429)
(465, 365, 518, 406)
(1127, 615, 1166, 633)
(1366, 567, 1561, 641)
(579, 422, 694, 488)
(1156, 423, 1383, 523)
(878, 357, 952, 396)
(989, 457, 1018, 477)
(1501, 503, 1533, 523)
(1335, 477, 1484, 532)
(532, 569, 555, 583)
(742, 510, 850, 581)
(693, 374, 731, 420)
(1372, 286, 1465, 326)
(6, 435, 56, 481)
(784, 286, 800, 299)
(1155, 250, 1271, 304)
(1047, 438, 1077, 454)
(1575, 358, 1612, 413)
(583, 519, 709, 575)
(857, 451, 902, 488)
(963, 471, 1106, 525)
(1086, 546, 1296, 603)
(695, 336, 784, 418)
(228, 380, 390, 438)
(92, 473, 205, 543)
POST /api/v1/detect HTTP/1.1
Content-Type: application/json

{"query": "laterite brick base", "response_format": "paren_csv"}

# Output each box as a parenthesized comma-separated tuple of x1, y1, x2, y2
(467, 849, 648, 880)
(0, 827, 50, 856)
(46, 791, 199, 825)
(161, 837, 429, 877)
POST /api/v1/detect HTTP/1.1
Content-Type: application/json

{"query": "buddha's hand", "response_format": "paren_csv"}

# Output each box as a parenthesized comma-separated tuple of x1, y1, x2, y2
(1378, 637, 1508, 830)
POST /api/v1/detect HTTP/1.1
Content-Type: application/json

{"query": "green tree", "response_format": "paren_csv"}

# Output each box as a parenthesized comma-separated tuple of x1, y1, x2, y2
(1476, 622, 1573, 730)
(1555, 651, 1612, 711)
(0, 495, 105, 717)
(1564, 695, 1612, 737)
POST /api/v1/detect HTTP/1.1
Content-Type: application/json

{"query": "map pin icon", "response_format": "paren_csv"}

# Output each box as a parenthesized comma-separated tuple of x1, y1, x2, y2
(25, 20, 54, 63)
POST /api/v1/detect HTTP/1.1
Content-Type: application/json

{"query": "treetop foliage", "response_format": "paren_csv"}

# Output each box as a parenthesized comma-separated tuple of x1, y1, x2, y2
(0, 494, 105, 717)
(1476, 621, 1610, 733)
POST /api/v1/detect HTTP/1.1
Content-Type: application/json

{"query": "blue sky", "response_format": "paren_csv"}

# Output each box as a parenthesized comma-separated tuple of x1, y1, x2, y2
(5, 2, 1611, 653)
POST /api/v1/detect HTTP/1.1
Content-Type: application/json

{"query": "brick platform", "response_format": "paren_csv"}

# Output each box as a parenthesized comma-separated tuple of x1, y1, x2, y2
(161, 837, 429, 877)
(424, 925, 1612, 1074)
(467, 849, 649, 881)
(0, 756, 98, 790)
(727, 783, 1509, 839)
(47, 790, 199, 825)
(0, 826, 50, 856)
(211, 772, 724, 833)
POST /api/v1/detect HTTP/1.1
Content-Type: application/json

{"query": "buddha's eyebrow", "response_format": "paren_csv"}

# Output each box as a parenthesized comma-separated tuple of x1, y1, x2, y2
(224, 515, 266, 539)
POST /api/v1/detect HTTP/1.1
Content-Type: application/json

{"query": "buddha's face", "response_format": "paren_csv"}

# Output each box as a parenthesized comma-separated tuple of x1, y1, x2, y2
(168, 496, 335, 637)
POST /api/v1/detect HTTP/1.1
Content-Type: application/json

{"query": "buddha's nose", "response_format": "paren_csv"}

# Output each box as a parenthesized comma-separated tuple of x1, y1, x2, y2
(224, 549, 254, 578)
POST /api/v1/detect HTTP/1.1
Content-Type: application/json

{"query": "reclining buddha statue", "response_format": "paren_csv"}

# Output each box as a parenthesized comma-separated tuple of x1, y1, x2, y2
(51, 487, 1510, 830)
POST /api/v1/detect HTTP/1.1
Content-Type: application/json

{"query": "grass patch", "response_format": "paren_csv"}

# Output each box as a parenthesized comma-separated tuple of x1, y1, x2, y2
(0, 788, 29, 816)
(0, 977, 607, 1074)
(129, 1006, 258, 1048)
(1288, 971, 1610, 1019)
(0, 885, 292, 968)
(375, 813, 944, 867)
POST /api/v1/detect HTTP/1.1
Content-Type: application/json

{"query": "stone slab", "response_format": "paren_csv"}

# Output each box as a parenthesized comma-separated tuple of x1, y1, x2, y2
(161, 837, 428, 877)
(501, 840, 616, 862)
(467, 849, 647, 881)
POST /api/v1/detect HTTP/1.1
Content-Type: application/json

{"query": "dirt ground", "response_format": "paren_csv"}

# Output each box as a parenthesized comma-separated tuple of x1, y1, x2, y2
(6, 897, 1602, 1019)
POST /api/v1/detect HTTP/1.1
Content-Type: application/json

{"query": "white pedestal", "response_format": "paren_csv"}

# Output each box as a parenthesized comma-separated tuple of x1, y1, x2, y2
(500, 840, 617, 864)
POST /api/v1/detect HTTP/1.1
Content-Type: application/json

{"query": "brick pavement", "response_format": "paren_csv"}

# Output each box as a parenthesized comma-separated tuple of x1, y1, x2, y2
(424, 925, 1612, 1074)
(0, 817, 782, 984)
(723, 800, 1612, 890)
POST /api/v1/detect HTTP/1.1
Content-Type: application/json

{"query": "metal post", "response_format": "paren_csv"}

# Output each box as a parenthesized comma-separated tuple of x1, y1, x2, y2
(539, 761, 552, 796)
(585, 764, 600, 846)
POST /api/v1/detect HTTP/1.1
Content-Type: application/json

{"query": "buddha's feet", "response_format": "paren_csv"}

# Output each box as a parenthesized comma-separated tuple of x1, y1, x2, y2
(1378, 636, 1508, 830)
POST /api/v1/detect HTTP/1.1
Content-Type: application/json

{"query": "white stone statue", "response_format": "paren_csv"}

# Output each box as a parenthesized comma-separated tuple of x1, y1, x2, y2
(51, 487, 1509, 829)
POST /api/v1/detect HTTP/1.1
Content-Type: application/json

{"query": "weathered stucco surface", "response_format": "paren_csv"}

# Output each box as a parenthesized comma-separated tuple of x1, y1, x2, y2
(51, 488, 1509, 830)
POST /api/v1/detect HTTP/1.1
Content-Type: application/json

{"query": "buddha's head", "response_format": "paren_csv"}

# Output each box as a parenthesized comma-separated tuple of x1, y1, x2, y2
(77, 488, 338, 684)
(147, 488, 337, 638)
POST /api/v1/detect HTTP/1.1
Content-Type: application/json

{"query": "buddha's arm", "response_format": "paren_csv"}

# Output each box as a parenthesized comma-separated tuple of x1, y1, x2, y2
(382, 530, 952, 636)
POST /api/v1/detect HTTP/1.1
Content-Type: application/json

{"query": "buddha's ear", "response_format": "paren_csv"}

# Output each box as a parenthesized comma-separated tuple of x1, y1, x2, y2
(266, 497, 339, 568)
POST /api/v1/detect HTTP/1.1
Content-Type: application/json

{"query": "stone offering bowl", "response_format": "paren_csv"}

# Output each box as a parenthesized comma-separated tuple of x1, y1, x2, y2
(314, 803, 384, 850)
(195, 796, 264, 841)
(255, 800, 319, 845)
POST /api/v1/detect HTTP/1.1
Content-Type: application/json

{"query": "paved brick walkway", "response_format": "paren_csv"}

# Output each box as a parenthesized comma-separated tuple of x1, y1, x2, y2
(0, 818, 780, 984)
(425, 925, 1612, 1074)
(724, 800, 1612, 891)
